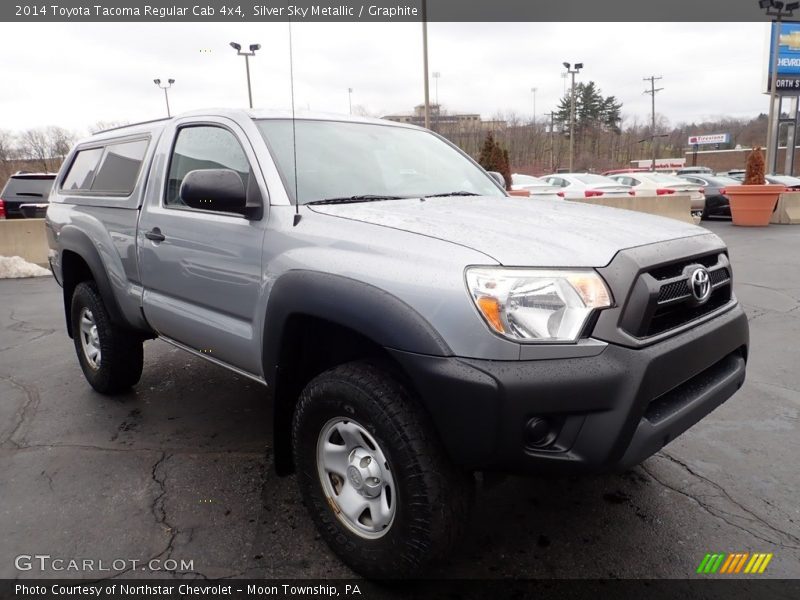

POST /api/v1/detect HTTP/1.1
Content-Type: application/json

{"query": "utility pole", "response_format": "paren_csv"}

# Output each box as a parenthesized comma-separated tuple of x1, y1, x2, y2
(643, 76, 664, 171)
(563, 62, 583, 172)
(421, 0, 430, 129)
(531, 87, 538, 124)
(544, 111, 556, 171)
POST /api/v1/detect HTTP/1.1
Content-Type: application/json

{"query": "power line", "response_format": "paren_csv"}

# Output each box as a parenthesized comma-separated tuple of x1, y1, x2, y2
(643, 75, 664, 170)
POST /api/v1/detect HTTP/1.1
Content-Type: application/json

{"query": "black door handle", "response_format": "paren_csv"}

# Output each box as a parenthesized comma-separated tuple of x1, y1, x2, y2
(144, 228, 165, 242)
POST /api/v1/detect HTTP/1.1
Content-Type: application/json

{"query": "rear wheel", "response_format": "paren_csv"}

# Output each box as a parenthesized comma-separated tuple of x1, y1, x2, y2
(70, 281, 143, 394)
(292, 361, 472, 578)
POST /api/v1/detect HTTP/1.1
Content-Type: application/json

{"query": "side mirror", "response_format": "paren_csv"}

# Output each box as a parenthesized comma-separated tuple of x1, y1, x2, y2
(180, 169, 249, 215)
(487, 171, 506, 189)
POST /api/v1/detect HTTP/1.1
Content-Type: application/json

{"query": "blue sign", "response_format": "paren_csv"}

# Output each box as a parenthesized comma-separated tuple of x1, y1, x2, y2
(769, 21, 800, 89)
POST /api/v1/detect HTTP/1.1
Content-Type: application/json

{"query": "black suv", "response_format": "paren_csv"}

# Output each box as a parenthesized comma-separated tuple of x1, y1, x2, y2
(0, 172, 56, 218)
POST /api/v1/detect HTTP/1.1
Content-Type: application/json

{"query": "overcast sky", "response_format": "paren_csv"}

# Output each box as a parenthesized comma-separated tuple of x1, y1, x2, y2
(0, 21, 771, 136)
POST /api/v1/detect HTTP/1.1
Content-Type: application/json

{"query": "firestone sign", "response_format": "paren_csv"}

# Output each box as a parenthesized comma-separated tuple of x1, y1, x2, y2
(688, 134, 731, 146)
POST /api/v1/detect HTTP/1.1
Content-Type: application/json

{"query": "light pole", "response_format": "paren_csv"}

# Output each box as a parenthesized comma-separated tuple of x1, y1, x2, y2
(531, 87, 538, 124)
(563, 62, 583, 172)
(348, 88, 353, 114)
(153, 78, 175, 117)
(230, 42, 260, 109)
(421, 0, 430, 129)
(761, 0, 799, 174)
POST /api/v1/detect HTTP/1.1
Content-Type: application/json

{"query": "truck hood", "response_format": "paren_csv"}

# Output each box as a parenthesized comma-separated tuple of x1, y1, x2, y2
(307, 196, 707, 267)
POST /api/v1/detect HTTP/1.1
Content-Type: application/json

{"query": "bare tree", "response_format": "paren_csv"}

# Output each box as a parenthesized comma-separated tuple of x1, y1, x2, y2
(19, 128, 50, 171)
(17, 126, 75, 172)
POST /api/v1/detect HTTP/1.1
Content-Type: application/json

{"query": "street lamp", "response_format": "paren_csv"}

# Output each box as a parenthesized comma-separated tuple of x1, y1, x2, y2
(230, 41, 261, 109)
(563, 62, 583, 172)
(348, 87, 353, 114)
(531, 87, 538, 124)
(761, 0, 799, 173)
(153, 78, 175, 118)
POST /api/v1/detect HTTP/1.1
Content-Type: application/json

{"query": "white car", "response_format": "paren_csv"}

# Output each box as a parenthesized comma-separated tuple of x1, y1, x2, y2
(510, 173, 564, 200)
(540, 173, 633, 199)
(607, 171, 706, 212)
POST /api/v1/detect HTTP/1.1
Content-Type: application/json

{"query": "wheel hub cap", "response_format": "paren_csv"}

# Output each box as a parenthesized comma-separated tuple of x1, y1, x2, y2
(317, 418, 396, 539)
(79, 308, 101, 369)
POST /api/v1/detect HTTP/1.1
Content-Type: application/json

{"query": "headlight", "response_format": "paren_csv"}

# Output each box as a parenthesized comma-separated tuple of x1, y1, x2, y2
(466, 267, 612, 342)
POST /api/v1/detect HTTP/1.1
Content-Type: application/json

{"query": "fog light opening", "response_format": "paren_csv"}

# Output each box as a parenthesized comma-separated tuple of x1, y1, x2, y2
(524, 417, 558, 449)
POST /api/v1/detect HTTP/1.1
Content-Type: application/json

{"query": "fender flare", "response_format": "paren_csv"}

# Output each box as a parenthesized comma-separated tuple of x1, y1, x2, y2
(262, 270, 452, 386)
(58, 225, 127, 336)
(262, 270, 453, 475)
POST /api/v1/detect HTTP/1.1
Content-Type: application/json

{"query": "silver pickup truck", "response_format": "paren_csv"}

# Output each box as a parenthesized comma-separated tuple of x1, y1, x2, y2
(46, 109, 749, 578)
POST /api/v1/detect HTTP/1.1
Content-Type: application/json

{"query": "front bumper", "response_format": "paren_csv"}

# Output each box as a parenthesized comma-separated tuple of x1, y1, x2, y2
(389, 303, 748, 474)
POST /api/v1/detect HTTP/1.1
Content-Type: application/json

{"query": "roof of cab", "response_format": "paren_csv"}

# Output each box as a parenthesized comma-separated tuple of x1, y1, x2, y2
(88, 107, 420, 142)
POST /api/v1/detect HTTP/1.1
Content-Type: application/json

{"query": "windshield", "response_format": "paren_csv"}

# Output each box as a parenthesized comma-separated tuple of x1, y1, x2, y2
(256, 119, 504, 204)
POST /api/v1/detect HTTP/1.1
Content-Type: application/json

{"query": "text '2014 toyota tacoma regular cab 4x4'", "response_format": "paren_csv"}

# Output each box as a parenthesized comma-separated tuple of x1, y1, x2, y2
(46, 109, 749, 578)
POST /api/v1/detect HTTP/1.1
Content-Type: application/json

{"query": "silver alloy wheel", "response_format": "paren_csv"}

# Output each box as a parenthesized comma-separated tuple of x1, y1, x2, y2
(79, 307, 101, 369)
(316, 417, 396, 539)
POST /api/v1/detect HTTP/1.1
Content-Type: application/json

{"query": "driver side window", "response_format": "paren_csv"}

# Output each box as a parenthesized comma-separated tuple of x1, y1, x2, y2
(165, 125, 251, 207)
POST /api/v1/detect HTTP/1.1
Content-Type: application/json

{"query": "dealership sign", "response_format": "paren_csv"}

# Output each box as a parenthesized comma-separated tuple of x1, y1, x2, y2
(768, 21, 800, 92)
(688, 134, 731, 146)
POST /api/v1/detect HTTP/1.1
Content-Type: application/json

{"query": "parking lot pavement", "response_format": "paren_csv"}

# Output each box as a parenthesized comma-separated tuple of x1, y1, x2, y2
(1, 220, 799, 581)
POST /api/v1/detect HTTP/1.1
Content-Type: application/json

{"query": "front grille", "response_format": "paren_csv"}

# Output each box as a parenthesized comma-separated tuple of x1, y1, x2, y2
(621, 252, 733, 338)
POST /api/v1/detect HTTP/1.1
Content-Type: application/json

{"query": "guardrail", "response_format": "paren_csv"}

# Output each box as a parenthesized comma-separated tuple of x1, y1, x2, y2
(0, 218, 48, 265)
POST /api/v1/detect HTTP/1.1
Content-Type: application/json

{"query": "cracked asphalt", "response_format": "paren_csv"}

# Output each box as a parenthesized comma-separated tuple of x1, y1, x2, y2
(1, 220, 798, 581)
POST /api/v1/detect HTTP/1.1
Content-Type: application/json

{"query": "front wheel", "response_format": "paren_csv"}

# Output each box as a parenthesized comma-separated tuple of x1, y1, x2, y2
(292, 361, 472, 578)
(70, 281, 143, 394)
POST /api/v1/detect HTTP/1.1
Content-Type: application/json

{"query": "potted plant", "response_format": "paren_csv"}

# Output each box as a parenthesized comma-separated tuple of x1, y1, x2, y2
(725, 147, 784, 226)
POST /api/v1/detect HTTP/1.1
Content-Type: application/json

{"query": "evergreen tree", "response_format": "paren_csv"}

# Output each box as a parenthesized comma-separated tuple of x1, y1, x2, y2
(478, 131, 511, 189)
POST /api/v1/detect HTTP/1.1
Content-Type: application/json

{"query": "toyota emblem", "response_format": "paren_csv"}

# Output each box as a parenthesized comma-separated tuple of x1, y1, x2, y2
(690, 267, 711, 303)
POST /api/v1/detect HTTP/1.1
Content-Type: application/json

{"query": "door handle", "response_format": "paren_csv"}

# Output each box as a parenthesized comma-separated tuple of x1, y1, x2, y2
(144, 228, 166, 242)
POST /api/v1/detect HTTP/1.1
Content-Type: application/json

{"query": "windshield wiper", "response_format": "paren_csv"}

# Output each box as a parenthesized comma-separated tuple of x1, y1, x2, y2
(423, 191, 480, 198)
(307, 195, 407, 205)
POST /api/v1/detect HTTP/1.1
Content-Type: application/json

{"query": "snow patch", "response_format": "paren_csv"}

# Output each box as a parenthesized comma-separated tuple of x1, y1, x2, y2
(0, 256, 51, 279)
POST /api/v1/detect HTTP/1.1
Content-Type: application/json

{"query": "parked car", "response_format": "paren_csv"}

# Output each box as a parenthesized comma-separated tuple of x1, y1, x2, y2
(718, 170, 745, 179)
(723, 172, 800, 189)
(680, 174, 743, 218)
(675, 166, 713, 176)
(765, 174, 800, 190)
(540, 173, 633, 198)
(607, 171, 706, 214)
(0, 172, 56, 218)
(510, 173, 563, 199)
(46, 109, 748, 578)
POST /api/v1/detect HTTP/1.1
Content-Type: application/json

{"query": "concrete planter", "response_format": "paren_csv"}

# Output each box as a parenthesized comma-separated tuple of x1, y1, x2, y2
(726, 184, 784, 227)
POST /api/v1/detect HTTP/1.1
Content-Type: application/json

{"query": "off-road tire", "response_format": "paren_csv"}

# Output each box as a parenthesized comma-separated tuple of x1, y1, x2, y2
(292, 361, 472, 578)
(70, 281, 143, 394)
